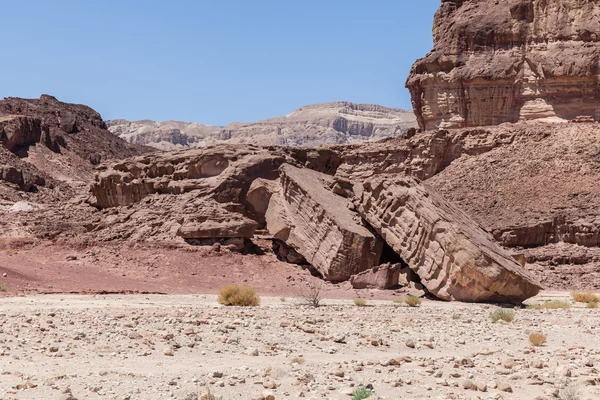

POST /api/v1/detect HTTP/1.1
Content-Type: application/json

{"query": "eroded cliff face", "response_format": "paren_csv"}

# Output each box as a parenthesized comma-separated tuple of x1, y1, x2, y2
(407, 0, 600, 130)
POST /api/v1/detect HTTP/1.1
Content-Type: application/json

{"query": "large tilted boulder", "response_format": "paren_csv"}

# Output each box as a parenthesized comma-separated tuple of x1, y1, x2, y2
(265, 164, 383, 281)
(355, 176, 542, 303)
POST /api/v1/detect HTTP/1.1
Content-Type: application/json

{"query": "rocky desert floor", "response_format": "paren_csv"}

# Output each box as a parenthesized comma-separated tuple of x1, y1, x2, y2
(0, 292, 599, 400)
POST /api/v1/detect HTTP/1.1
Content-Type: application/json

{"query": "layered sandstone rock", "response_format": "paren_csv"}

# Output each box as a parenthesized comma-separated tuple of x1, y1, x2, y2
(407, 0, 600, 130)
(355, 176, 542, 303)
(265, 165, 383, 281)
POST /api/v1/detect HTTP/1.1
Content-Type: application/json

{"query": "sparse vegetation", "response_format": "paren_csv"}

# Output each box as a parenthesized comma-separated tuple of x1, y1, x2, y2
(353, 298, 367, 307)
(490, 309, 514, 323)
(217, 284, 260, 307)
(587, 301, 598, 309)
(529, 332, 547, 346)
(290, 357, 305, 365)
(571, 291, 599, 304)
(280, 297, 286, 302)
(527, 300, 571, 310)
(392, 298, 404, 304)
(300, 281, 323, 308)
(452, 314, 461, 320)
(352, 387, 373, 400)
(557, 381, 581, 400)
(404, 295, 422, 307)
(0, 282, 7, 292)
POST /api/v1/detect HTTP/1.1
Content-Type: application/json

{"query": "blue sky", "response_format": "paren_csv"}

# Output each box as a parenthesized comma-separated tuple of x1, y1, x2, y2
(1, 1, 438, 125)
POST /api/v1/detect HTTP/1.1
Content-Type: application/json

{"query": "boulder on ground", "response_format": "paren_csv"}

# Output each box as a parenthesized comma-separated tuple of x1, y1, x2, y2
(265, 164, 383, 281)
(350, 263, 402, 290)
(355, 176, 542, 303)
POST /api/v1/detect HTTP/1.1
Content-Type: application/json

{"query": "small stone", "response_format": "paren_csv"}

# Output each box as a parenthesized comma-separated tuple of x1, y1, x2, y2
(163, 346, 174, 356)
(497, 382, 513, 393)
(462, 379, 476, 390)
(405, 339, 416, 348)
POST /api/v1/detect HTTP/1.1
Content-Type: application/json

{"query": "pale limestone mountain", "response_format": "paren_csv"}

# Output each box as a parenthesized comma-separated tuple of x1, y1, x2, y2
(107, 101, 417, 149)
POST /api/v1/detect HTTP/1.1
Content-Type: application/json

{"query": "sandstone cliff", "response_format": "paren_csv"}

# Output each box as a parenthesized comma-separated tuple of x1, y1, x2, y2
(107, 102, 417, 149)
(406, 0, 600, 130)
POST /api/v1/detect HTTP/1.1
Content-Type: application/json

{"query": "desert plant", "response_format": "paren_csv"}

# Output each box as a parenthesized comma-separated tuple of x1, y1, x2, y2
(452, 314, 461, 320)
(352, 387, 372, 400)
(529, 332, 547, 346)
(353, 298, 367, 307)
(587, 301, 598, 309)
(0, 282, 7, 292)
(527, 300, 571, 309)
(300, 281, 323, 308)
(571, 291, 599, 304)
(404, 296, 422, 307)
(290, 357, 305, 365)
(557, 381, 581, 400)
(490, 309, 514, 323)
(217, 284, 260, 307)
(280, 297, 286, 302)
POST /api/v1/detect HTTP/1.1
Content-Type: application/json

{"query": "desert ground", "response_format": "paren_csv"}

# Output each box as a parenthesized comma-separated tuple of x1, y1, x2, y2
(1, 291, 599, 400)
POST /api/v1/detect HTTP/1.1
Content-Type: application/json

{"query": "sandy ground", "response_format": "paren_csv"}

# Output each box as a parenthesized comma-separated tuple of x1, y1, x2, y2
(0, 291, 599, 400)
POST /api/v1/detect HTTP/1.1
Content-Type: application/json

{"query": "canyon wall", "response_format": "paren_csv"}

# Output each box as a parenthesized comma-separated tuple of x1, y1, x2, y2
(406, 0, 600, 130)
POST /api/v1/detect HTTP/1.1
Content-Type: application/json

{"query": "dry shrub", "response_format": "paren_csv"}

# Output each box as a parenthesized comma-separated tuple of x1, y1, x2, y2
(529, 332, 547, 346)
(217, 284, 260, 307)
(353, 298, 367, 307)
(405, 296, 422, 307)
(587, 301, 598, 309)
(528, 300, 571, 310)
(571, 292, 599, 304)
(299, 281, 323, 308)
(490, 309, 514, 323)
(0, 282, 7, 292)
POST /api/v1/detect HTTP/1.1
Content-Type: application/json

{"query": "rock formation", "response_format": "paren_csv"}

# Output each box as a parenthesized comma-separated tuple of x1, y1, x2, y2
(355, 176, 541, 302)
(87, 142, 542, 301)
(406, 0, 600, 130)
(264, 165, 383, 281)
(107, 102, 417, 149)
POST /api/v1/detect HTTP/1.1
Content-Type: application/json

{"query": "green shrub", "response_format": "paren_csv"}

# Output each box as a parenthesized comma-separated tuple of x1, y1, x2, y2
(490, 309, 514, 323)
(352, 387, 372, 400)
(217, 284, 260, 307)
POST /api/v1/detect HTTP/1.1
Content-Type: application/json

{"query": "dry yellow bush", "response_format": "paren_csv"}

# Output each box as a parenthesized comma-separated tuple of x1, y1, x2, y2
(353, 298, 367, 307)
(571, 292, 599, 303)
(217, 284, 260, 307)
(405, 296, 422, 307)
(529, 332, 547, 346)
(528, 300, 571, 309)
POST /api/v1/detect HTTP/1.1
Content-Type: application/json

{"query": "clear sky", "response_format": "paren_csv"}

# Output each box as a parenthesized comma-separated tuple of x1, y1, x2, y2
(1, 1, 439, 125)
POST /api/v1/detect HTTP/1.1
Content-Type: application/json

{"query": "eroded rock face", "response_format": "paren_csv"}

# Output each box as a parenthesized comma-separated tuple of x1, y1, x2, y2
(407, 0, 600, 130)
(89, 146, 286, 208)
(355, 176, 542, 303)
(265, 164, 383, 281)
(0, 116, 42, 153)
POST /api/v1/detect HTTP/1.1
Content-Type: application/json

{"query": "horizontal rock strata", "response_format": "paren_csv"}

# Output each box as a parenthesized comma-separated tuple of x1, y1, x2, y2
(407, 0, 600, 130)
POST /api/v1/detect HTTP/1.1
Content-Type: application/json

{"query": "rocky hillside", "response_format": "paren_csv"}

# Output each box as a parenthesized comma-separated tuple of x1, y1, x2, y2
(406, 0, 600, 130)
(107, 102, 417, 149)
(0, 95, 149, 202)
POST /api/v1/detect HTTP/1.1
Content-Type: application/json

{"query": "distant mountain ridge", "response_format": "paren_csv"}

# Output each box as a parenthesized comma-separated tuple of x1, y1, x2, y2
(107, 102, 417, 149)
